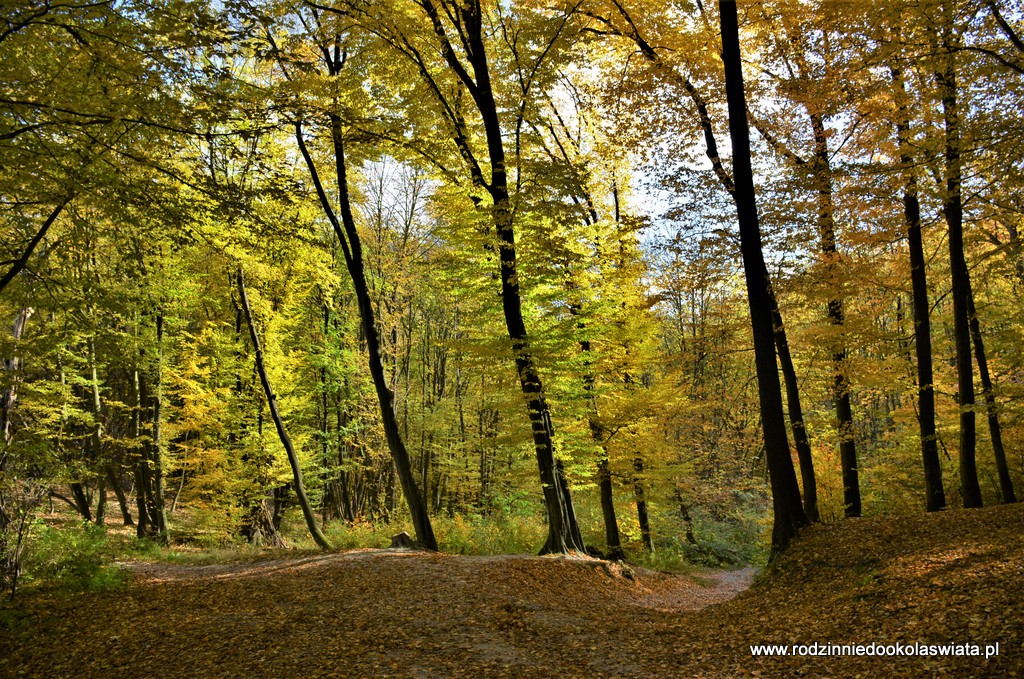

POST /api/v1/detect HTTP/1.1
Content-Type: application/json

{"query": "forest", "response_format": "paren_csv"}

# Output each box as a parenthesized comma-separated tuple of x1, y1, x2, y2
(1, 0, 1023, 612)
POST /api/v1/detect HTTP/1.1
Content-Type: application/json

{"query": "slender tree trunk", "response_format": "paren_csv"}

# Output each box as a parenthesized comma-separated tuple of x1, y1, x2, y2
(94, 475, 106, 526)
(399, 0, 583, 552)
(105, 467, 133, 526)
(132, 367, 153, 537)
(634, 456, 654, 552)
(937, 7, 982, 508)
(720, 0, 807, 555)
(70, 482, 92, 522)
(461, 13, 584, 555)
(808, 111, 860, 518)
(150, 312, 169, 540)
(0, 308, 33, 456)
(680, 502, 697, 545)
(87, 337, 106, 526)
(769, 296, 818, 522)
(597, 457, 623, 560)
(892, 64, 946, 512)
(237, 268, 331, 549)
(967, 286, 1017, 503)
(609, 0, 816, 526)
(577, 318, 623, 558)
(293, 101, 436, 548)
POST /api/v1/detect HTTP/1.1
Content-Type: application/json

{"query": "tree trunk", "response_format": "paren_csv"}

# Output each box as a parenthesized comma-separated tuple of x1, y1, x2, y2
(458, 5, 583, 554)
(87, 337, 106, 526)
(94, 475, 106, 526)
(769, 295, 818, 522)
(237, 267, 331, 549)
(892, 64, 946, 512)
(294, 110, 437, 549)
(808, 111, 860, 518)
(675, 492, 697, 545)
(395, 0, 584, 552)
(240, 501, 286, 548)
(608, 0, 815, 527)
(967, 286, 1017, 503)
(70, 482, 92, 522)
(634, 457, 654, 552)
(132, 367, 154, 537)
(720, 0, 808, 555)
(597, 457, 624, 560)
(937, 7, 982, 508)
(105, 467, 133, 526)
(577, 317, 623, 558)
(150, 312, 169, 540)
(0, 308, 33, 454)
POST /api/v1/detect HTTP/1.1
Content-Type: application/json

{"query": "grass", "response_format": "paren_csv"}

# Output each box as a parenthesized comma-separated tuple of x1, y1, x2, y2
(10, 496, 761, 598)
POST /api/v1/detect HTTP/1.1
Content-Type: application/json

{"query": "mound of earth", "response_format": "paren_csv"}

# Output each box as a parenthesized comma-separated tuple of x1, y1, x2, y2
(2, 502, 1022, 677)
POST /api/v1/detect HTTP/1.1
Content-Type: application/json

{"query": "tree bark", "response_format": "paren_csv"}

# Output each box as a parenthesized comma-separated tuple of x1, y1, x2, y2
(597, 457, 624, 560)
(150, 312, 169, 540)
(455, 1, 584, 554)
(295, 117, 436, 550)
(936, 6, 982, 508)
(808, 111, 860, 518)
(892, 63, 946, 512)
(577, 315, 623, 558)
(105, 466, 133, 527)
(401, 0, 583, 553)
(967, 285, 1017, 503)
(606, 0, 817, 526)
(132, 367, 154, 538)
(87, 337, 106, 526)
(719, 0, 808, 555)
(634, 457, 654, 552)
(94, 475, 106, 526)
(1, 308, 33, 469)
(769, 296, 818, 522)
(237, 267, 331, 549)
(70, 482, 92, 522)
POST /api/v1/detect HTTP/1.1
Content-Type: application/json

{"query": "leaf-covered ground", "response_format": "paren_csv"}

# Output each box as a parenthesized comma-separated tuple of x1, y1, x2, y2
(3, 503, 1022, 677)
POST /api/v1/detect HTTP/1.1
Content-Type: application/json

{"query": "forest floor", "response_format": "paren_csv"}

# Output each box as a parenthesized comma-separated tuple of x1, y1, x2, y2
(2, 502, 1022, 678)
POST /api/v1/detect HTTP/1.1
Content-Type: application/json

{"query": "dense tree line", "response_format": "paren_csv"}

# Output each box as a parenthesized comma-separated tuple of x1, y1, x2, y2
(2, 0, 1022, 588)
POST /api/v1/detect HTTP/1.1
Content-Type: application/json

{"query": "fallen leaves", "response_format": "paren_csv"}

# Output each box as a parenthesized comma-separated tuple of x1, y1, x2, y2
(1, 503, 1022, 677)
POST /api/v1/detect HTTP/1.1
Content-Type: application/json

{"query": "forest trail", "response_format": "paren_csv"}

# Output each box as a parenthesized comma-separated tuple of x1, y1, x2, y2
(4, 503, 1023, 677)
(127, 550, 755, 611)
(5, 551, 750, 678)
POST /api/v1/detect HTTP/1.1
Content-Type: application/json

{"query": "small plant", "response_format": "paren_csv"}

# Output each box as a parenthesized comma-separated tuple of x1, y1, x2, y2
(21, 521, 126, 593)
(433, 512, 548, 555)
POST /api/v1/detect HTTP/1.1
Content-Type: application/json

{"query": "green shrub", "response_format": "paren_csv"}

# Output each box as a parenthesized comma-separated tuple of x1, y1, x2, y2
(434, 513, 547, 555)
(321, 516, 405, 551)
(21, 521, 126, 592)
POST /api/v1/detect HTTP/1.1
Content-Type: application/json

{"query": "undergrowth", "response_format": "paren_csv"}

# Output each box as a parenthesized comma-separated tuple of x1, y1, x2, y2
(20, 521, 128, 594)
(12, 498, 767, 596)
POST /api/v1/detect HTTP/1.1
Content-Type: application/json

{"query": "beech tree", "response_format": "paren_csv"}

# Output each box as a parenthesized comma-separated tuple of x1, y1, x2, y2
(719, 0, 807, 553)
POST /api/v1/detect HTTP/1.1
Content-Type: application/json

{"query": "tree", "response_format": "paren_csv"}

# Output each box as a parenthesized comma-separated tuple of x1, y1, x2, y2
(237, 267, 331, 549)
(248, 7, 439, 550)
(891, 60, 946, 512)
(719, 0, 807, 554)
(935, 0, 982, 508)
(331, 0, 588, 553)
(590, 0, 819, 522)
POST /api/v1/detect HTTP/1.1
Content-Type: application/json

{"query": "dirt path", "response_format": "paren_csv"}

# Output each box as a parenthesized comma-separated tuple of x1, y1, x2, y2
(5, 551, 755, 678)
(7, 505, 1023, 678)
